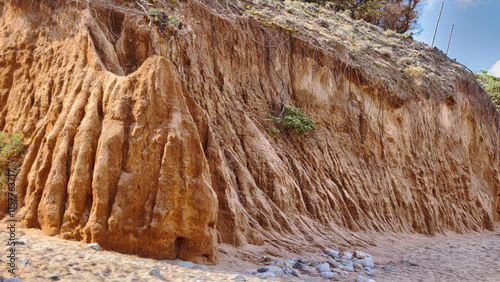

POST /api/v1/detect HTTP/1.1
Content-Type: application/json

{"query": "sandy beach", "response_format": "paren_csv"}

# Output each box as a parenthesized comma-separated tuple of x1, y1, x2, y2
(1, 223, 499, 281)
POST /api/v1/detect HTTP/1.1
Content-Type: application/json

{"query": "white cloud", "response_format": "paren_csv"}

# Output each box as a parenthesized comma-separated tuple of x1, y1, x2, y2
(425, 0, 479, 9)
(456, 0, 477, 8)
(488, 60, 500, 77)
(424, 0, 440, 9)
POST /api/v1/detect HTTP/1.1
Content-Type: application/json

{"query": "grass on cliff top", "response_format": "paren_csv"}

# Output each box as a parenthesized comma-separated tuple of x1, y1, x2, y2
(201, 0, 470, 100)
(95, 0, 472, 102)
(475, 71, 500, 107)
(0, 132, 25, 191)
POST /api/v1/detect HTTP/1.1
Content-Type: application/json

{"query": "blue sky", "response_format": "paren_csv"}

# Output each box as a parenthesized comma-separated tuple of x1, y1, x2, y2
(414, 0, 500, 76)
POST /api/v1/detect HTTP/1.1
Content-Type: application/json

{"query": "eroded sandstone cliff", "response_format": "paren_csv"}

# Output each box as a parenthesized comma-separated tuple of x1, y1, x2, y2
(0, 0, 499, 263)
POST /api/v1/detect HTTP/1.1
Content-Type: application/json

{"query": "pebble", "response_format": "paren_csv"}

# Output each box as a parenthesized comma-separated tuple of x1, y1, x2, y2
(331, 268, 342, 273)
(275, 259, 284, 268)
(342, 251, 353, 260)
(4, 279, 22, 282)
(298, 258, 308, 264)
(354, 251, 371, 259)
(327, 258, 342, 268)
(87, 243, 100, 250)
(283, 267, 292, 275)
(316, 263, 330, 273)
(199, 265, 210, 271)
(292, 269, 302, 278)
(321, 271, 336, 278)
(244, 269, 257, 274)
(341, 260, 354, 272)
(356, 257, 374, 269)
(305, 267, 317, 275)
(178, 261, 195, 269)
(148, 268, 162, 278)
(324, 248, 340, 257)
(309, 258, 320, 267)
(20, 260, 29, 266)
(293, 262, 303, 269)
(266, 266, 284, 276)
(231, 275, 248, 281)
(12, 240, 25, 245)
(305, 278, 317, 282)
(354, 262, 364, 271)
(4, 246, 14, 251)
(49, 275, 60, 281)
(356, 275, 376, 282)
(256, 272, 275, 279)
(257, 267, 269, 273)
(341, 259, 353, 267)
(382, 266, 397, 272)
(258, 256, 274, 263)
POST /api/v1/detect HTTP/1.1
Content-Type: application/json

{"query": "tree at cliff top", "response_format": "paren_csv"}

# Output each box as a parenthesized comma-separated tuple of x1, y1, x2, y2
(475, 70, 500, 107)
(305, 0, 422, 33)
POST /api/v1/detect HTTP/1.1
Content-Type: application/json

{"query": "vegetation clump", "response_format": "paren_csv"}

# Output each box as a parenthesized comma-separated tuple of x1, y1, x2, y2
(475, 70, 500, 107)
(403, 66, 425, 77)
(304, 0, 422, 33)
(268, 105, 316, 136)
(0, 132, 25, 190)
(148, 8, 179, 33)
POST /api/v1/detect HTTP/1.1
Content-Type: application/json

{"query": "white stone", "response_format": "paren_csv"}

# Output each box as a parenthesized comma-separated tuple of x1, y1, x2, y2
(357, 275, 376, 282)
(257, 272, 275, 279)
(327, 258, 342, 268)
(321, 272, 337, 278)
(342, 251, 353, 260)
(148, 268, 162, 278)
(177, 261, 195, 268)
(317, 263, 330, 273)
(354, 251, 371, 259)
(356, 257, 374, 269)
(231, 275, 248, 281)
(266, 265, 283, 275)
(341, 260, 354, 272)
(87, 243, 100, 250)
(325, 248, 340, 257)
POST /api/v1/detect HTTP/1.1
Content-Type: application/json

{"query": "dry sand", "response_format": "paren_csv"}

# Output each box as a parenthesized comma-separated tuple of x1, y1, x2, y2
(0, 223, 499, 281)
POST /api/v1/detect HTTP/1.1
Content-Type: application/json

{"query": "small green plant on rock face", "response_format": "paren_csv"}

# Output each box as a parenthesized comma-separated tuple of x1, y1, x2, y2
(0, 132, 25, 191)
(269, 127, 281, 136)
(268, 105, 316, 136)
(148, 8, 179, 32)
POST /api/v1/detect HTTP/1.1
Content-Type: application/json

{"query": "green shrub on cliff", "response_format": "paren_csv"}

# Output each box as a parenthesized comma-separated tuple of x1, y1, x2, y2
(475, 70, 500, 107)
(268, 105, 316, 135)
(0, 132, 25, 190)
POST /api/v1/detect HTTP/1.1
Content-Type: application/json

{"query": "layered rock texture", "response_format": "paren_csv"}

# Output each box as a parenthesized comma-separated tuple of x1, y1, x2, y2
(0, 0, 499, 263)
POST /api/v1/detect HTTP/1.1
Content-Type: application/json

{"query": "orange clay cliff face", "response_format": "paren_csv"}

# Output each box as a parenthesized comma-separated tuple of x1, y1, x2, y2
(0, 0, 499, 264)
